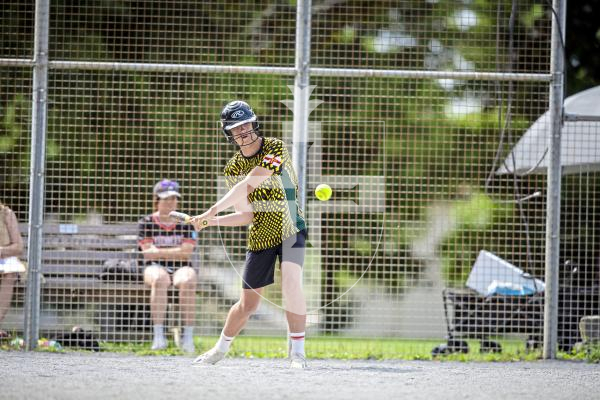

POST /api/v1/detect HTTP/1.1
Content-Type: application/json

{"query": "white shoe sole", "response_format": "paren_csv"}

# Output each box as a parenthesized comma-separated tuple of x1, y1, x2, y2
(192, 350, 225, 366)
(289, 353, 308, 369)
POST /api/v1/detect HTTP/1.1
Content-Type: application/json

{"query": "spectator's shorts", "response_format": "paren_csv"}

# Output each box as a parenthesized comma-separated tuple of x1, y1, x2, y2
(144, 262, 190, 275)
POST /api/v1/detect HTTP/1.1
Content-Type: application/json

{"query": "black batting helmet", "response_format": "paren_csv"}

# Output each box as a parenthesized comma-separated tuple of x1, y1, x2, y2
(220, 100, 260, 144)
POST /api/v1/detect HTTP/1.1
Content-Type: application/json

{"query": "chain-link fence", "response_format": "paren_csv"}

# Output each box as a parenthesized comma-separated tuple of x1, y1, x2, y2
(2, 0, 596, 359)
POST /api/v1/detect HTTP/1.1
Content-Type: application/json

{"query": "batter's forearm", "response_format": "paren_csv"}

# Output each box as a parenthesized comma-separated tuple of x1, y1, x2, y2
(213, 181, 251, 214)
(213, 173, 270, 215)
(212, 212, 253, 227)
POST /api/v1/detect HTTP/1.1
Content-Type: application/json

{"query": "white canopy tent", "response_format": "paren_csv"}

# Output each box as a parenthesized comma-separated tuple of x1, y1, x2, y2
(496, 85, 600, 176)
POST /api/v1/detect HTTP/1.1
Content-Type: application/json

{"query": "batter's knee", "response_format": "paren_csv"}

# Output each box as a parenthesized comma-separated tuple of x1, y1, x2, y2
(238, 298, 260, 315)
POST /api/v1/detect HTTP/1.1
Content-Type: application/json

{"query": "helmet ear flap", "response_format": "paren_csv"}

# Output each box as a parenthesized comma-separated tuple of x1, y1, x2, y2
(222, 123, 236, 144)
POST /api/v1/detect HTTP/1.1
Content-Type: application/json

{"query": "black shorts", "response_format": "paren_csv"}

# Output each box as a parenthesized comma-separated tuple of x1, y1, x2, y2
(242, 229, 307, 289)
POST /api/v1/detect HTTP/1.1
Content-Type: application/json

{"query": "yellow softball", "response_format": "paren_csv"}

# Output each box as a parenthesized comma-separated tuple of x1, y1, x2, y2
(315, 184, 332, 201)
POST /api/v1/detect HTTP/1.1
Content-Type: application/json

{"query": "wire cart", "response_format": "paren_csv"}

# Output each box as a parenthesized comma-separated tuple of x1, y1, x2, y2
(432, 287, 544, 355)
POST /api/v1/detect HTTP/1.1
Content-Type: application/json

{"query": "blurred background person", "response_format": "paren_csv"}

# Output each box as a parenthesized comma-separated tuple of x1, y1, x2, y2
(138, 180, 198, 352)
(0, 200, 24, 339)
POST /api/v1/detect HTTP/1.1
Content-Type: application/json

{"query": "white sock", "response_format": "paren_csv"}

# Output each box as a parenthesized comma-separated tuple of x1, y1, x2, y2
(289, 332, 305, 356)
(183, 326, 194, 343)
(215, 331, 234, 353)
(153, 324, 165, 340)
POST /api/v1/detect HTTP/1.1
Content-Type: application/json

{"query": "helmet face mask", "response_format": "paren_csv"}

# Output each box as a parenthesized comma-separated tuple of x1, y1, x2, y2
(220, 101, 261, 145)
(229, 123, 260, 144)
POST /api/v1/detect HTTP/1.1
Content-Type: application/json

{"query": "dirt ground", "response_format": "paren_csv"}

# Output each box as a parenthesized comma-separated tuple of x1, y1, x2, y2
(2, 351, 599, 400)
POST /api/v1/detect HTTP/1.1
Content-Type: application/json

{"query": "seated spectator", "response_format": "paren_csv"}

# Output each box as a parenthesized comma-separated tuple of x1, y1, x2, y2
(0, 200, 24, 339)
(138, 180, 198, 353)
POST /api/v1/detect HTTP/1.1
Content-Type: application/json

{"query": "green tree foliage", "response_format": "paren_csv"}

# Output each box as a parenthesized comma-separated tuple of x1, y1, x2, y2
(1, 1, 599, 330)
(566, 0, 600, 95)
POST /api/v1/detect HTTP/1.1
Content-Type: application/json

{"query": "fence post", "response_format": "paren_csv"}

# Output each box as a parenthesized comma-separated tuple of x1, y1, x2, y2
(24, 0, 50, 351)
(292, 0, 312, 211)
(543, 0, 566, 360)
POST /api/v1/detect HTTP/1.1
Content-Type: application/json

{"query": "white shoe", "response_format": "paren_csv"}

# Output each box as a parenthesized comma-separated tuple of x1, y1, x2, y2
(181, 338, 195, 354)
(290, 352, 307, 369)
(151, 336, 167, 351)
(192, 347, 226, 365)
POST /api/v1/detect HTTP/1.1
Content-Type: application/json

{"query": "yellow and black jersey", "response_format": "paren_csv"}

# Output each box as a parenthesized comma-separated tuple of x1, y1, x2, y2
(224, 137, 306, 251)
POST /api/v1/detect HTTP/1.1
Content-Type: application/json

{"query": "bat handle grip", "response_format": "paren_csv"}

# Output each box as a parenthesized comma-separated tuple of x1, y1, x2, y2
(169, 211, 191, 224)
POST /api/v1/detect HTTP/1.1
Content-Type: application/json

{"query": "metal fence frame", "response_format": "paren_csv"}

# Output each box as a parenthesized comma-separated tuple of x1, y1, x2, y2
(0, 0, 572, 358)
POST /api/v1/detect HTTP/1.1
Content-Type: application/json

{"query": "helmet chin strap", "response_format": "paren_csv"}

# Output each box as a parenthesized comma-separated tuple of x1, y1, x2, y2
(234, 132, 261, 147)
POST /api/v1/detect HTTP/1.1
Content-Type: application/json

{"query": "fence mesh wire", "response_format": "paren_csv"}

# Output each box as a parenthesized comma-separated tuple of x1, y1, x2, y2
(1, 0, 597, 358)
